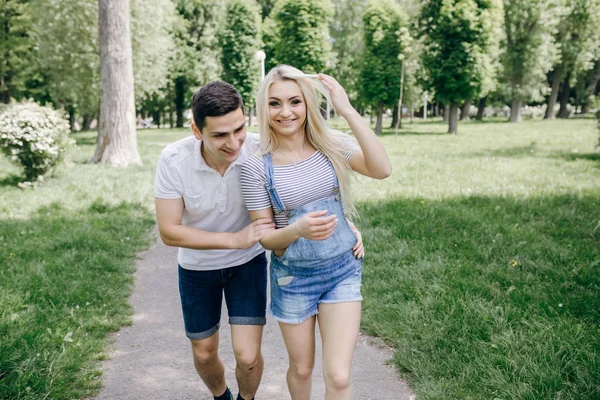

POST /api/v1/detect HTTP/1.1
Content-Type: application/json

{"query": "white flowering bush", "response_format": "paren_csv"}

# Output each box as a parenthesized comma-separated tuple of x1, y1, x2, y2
(0, 101, 73, 184)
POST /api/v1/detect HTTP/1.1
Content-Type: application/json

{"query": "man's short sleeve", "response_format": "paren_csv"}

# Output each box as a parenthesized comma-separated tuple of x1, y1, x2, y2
(155, 152, 182, 199)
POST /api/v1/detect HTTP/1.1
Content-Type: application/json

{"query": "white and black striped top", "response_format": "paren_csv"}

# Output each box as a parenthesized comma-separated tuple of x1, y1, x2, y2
(240, 136, 359, 228)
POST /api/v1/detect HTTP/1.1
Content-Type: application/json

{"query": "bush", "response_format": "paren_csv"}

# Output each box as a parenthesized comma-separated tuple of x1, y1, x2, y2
(0, 101, 73, 184)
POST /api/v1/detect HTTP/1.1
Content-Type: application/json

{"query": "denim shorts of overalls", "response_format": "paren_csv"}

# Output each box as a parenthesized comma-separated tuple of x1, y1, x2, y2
(263, 153, 363, 324)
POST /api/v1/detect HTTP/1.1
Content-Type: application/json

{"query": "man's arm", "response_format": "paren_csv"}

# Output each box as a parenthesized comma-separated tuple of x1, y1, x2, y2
(155, 197, 274, 250)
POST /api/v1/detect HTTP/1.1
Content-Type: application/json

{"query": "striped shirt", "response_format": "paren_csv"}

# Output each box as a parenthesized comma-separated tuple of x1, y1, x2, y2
(240, 135, 359, 228)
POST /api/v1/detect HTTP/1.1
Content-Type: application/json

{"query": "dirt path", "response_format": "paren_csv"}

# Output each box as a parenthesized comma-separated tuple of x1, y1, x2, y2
(94, 237, 414, 399)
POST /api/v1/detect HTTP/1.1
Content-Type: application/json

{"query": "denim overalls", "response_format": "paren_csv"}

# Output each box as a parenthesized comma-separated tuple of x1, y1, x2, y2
(263, 153, 363, 324)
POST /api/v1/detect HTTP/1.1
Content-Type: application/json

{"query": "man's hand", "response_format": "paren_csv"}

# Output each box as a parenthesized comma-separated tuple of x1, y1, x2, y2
(348, 220, 364, 259)
(295, 210, 338, 241)
(235, 218, 275, 249)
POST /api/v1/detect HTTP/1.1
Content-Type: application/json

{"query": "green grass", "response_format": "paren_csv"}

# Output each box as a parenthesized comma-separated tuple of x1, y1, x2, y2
(1, 118, 599, 399)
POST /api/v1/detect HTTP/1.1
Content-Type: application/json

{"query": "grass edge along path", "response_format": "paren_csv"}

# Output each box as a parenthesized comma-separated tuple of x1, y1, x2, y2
(359, 193, 600, 399)
(0, 201, 155, 400)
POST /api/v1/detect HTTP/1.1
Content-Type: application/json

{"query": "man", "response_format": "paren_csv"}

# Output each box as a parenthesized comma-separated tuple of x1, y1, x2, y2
(155, 81, 274, 400)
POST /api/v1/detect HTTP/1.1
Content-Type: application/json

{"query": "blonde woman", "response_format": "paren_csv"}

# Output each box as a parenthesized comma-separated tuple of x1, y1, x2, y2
(240, 65, 391, 399)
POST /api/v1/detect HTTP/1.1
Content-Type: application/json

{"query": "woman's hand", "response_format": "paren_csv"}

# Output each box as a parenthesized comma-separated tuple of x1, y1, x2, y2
(295, 210, 338, 241)
(318, 73, 355, 118)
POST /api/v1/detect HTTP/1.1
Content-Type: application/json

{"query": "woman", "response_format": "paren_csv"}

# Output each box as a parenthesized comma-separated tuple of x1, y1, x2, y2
(240, 65, 391, 399)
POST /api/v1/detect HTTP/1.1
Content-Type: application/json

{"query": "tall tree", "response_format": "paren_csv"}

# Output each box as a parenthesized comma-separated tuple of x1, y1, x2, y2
(92, 0, 141, 166)
(360, 0, 405, 134)
(32, 0, 99, 126)
(419, 0, 502, 133)
(0, 0, 34, 103)
(330, 0, 366, 104)
(218, 0, 261, 114)
(271, 0, 334, 73)
(502, 0, 562, 122)
(170, 0, 224, 127)
(131, 0, 177, 107)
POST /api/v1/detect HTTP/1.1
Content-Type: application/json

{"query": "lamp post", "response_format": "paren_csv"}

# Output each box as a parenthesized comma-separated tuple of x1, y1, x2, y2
(254, 50, 266, 81)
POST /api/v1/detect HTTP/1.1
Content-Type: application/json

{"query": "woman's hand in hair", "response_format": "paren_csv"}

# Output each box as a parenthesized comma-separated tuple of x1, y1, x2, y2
(318, 73, 355, 118)
(295, 210, 338, 241)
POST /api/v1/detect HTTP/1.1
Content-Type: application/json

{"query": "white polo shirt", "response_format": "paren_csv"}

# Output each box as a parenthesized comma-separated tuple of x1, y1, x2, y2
(155, 133, 263, 271)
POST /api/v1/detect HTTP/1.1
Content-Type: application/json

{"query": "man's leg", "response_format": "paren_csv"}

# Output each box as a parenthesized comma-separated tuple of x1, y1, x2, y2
(191, 333, 229, 397)
(178, 265, 228, 397)
(224, 253, 268, 399)
(231, 325, 264, 399)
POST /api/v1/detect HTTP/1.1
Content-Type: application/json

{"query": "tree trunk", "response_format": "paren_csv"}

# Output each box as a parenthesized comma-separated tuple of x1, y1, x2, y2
(390, 105, 398, 129)
(434, 100, 439, 117)
(460, 100, 470, 121)
(92, 0, 141, 166)
(175, 77, 186, 128)
(409, 103, 414, 123)
(68, 106, 76, 132)
(558, 74, 571, 119)
(375, 102, 383, 134)
(443, 104, 449, 122)
(82, 114, 92, 131)
(509, 99, 522, 122)
(248, 106, 253, 126)
(545, 65, 563, 120)
(582, 61, 600, 114)
(167, 81, 174, 128)
(448, 103, 458, 134)
(476, 97, 486, 121)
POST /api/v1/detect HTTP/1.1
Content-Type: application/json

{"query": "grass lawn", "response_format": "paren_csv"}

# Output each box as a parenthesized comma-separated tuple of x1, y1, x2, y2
(0, 117, 599, 399)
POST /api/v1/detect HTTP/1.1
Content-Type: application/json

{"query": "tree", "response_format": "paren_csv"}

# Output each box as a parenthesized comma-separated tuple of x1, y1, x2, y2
(329, 0, 366, 104)
(0, 0, 34, 103)
(360, 0, 405, 134)
(502, 0, 562, 122)
(271, 0, 334, 74)
(131, 0, 177, 107)
(218, 0, 261, 115)
(544, 0, 600, 119)
(92, 0, 141, 166)
(32, 0, 99, 128)
(419, 0, 502, 133)
(170, 0, 224, 127)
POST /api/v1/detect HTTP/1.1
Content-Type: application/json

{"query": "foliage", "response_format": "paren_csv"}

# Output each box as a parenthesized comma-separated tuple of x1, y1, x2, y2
(419, 0, 504, 107)
(0, 0, 36, 103)
(218, 0, 261, 108)
(260, 15, 280, 73)
(329, 0, 366, 103)
(131, 0, 177, 106)
(170, 0, 224, 126)
(359, 0, 406, 110)
(0, 101, 73, 183)
(270, 0, 334, 73)
(31, 0, 99, 117)
(501, 0, 563, 106)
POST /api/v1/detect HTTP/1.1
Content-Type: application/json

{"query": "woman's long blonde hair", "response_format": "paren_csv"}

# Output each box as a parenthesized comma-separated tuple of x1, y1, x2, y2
(256, 65, 357, 217)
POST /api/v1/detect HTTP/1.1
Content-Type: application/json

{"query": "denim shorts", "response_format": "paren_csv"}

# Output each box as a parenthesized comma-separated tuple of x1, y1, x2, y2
(178, 252, 267, 340)
(269, 251, 363, 324)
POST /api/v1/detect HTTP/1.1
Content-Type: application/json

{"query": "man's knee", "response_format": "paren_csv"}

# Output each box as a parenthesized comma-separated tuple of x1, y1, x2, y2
(191, 338, 219, 366)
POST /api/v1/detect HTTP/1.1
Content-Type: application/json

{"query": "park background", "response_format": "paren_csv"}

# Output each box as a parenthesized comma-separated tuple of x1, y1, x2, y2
(1, 0, 599, 399)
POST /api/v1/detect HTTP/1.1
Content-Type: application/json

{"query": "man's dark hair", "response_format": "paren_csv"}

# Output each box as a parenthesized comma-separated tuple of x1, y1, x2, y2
(192, 81, 244, 131)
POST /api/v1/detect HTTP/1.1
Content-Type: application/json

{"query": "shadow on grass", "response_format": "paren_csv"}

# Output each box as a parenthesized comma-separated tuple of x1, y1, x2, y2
(0, 200, 155, 399)
(377, 129, 447, 137)
(0, 173, 23, 187)
(551, 151, 599, 165)
(468, 144, 538, 158)
(73, 135, 97, 146)
(357, 194, 600, 399)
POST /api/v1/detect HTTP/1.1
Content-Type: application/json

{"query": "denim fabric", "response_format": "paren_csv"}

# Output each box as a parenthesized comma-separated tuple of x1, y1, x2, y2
(262, 153, 362, 324)
(269, 251, 363, 324)
(178, 252, 267, 340)
(262, 153, 357, 268)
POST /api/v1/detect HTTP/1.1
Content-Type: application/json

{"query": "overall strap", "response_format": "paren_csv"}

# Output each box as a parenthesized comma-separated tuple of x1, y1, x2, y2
(262, 153, 286, 214)
(328, 158, 340, 188)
